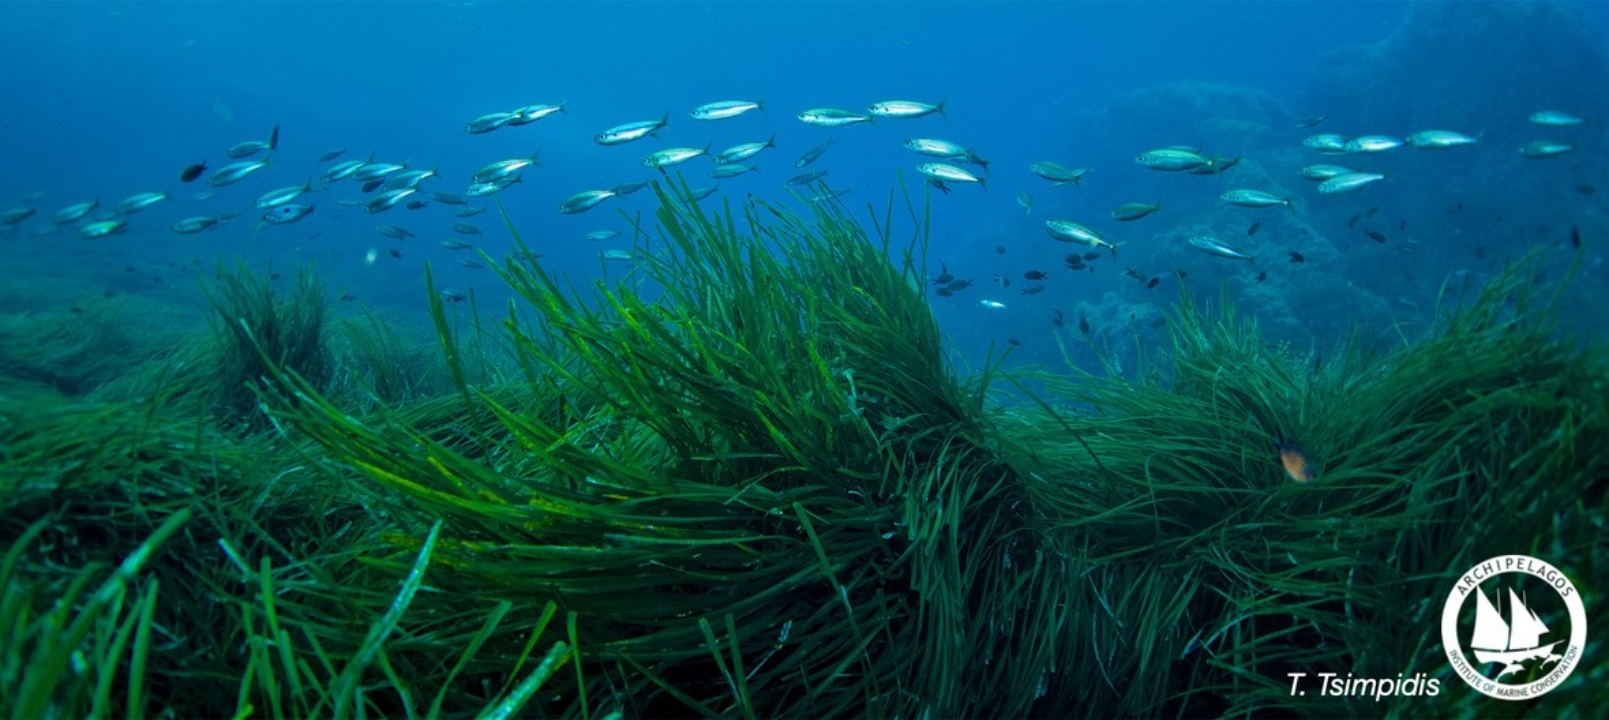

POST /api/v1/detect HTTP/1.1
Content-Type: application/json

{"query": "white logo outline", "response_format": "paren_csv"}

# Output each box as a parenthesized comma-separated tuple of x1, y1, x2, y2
(1441, 554, 1586, 700)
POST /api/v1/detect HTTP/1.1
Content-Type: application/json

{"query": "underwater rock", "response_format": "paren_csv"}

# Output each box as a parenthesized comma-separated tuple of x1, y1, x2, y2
(1302, 0, 1609, 143)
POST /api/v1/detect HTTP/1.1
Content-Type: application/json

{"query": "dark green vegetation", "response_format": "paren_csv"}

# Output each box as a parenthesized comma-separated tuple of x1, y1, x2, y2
(1, 183, 1603, 718)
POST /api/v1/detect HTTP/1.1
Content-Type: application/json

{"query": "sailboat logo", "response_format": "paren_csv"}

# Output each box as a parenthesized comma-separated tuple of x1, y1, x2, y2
(1441, 554, 1587, 701)
(1468, 587, 1562, 679)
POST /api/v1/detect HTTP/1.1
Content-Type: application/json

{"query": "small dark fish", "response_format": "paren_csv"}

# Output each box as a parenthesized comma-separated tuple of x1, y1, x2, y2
(946, 279, 973, 292)
(180, 161, 207, 183)
(1571, 226, 1582, 249)
(935, 287, 954, 297)
(452, 223, 481, 235)
(1255, 271, 1268, 282)
(387, 248, 403, 258)
(1023, 270, 1049, 280)
(1293, 114, 1328, 128)
(1175, 269, 1188, 278)
(340, 294, 358, 302)
(269, 122, 281, 150)
(1577, 184, 1596, 195)
(1051, 308, 1064, 327)
(461, 259, 485, 269)
(1007, 338, 1022, 347)
(1365, 230, 1387, 243)
(1078, 311, 1090, 335)
(123, 265, 136, 273)
(151, 276, 162, 283)
(1146, 277, 1160, 289)
(1082, 252, 1102, 261)
(441, 291, 468, 303)
(406, 200, 430, 210)
(1247, 221, 1260, 236)
(1347, 213, 1361, 228)
(270, 273, 282, 280)
(1365, 206, 1379, 217)
(1020, 284, 1045, 295)
(69, 306, 83, 314)
(1447, 202, 1463, 215)
(1397, 219, 1407, 230)
(1289, 251, 1306, 263)
(318, 148, 346, 162)
(361, 179, 384, 193)
(995, 245, 1006, 255)
(1125, 267, 1146, 282)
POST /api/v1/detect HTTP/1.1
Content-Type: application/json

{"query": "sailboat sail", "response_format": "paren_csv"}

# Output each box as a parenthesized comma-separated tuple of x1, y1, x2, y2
(1508, 590, 1549, 651)
(1471, 588, 1509, 651)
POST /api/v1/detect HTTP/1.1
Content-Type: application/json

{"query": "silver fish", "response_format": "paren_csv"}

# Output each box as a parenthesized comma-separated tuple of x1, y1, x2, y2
(431, 191, 468, 206)
(643, 146, 709, 169)
(1342, 135, 1403, 153)
(710, 163, 758, 179)
(714, 135, 776, 165)
(78, 219, 128, 238)
(1220, 190, 1290, 208)
(364, 188, 416, 214)
(916, 163, 986, 189)
(172, 216, 222, 234)
(465, 112, 517, 134)
(1301, 134, 1349, 153)
(595, 114, 669, 145)
(254, 179, 315, 209)
(602, 249, 633, 262)
(559, 190, 616, 214)
(209, 160, 271, 187)
(1110, 202, 1161, 221)
(787, 168, 828, 186)
(116, 192, 169, 214)
(1187, 235, 1254, 262)
(1406, 130, 1477, 149)
(1316, 172, 1385, 194)
(906, 138, 987, 168)
(377, 224, 414, 240)
(262, 203, 314, 225)
(508, 102, 566, 125)
(690, 185, 720, 201)
(1045, 220, 1115, 255)
(466, 176, 521, 196)
(384, 168, 439, 190)
(583, 230, 619, 242)
(797, 108, 872, 127)
(612, 180, 651, 196)
(1520, 140, 1574, 158)
(1, 206, 36, 225)
(868, 99, 945, 119)
(1528, 110, 1586, 126)
(1134, 149, 1209, 172)
(53, 199, 99, 224)
(690, 100, 764, 120)
(318, 148, 346, 161)
(351, 162, 406, 182)
(322, 157, 369, 183)
(794, 137, 834, 167)
(473, 153, 540, 184)
(1029, 161, 1089, 187)
(227, 140, 271, 158)
(1299, 164, 1352, 181)
(451, 223, 481, 235)
(1016, 191, 1032, 215)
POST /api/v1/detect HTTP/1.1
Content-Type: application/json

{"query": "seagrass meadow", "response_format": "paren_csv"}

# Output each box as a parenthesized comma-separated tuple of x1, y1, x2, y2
(1, 184, 1605, 719)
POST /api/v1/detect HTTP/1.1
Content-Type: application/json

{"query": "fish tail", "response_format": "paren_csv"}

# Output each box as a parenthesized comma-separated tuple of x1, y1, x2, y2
(936, 98, 948, 117)
(978, 176, 988, 193)
(1072, 175, 1082, 190)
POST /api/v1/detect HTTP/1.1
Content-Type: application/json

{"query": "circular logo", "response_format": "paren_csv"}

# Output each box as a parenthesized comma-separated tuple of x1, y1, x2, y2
(1441, 555, 1587, 700)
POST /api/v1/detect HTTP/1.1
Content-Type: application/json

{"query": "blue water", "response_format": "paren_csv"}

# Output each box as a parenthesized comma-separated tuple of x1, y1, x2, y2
(2, 1, 1605, 370)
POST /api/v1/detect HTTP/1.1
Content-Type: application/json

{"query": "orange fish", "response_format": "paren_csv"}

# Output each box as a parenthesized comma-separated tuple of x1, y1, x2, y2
(1276, 440, 1317, 482)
